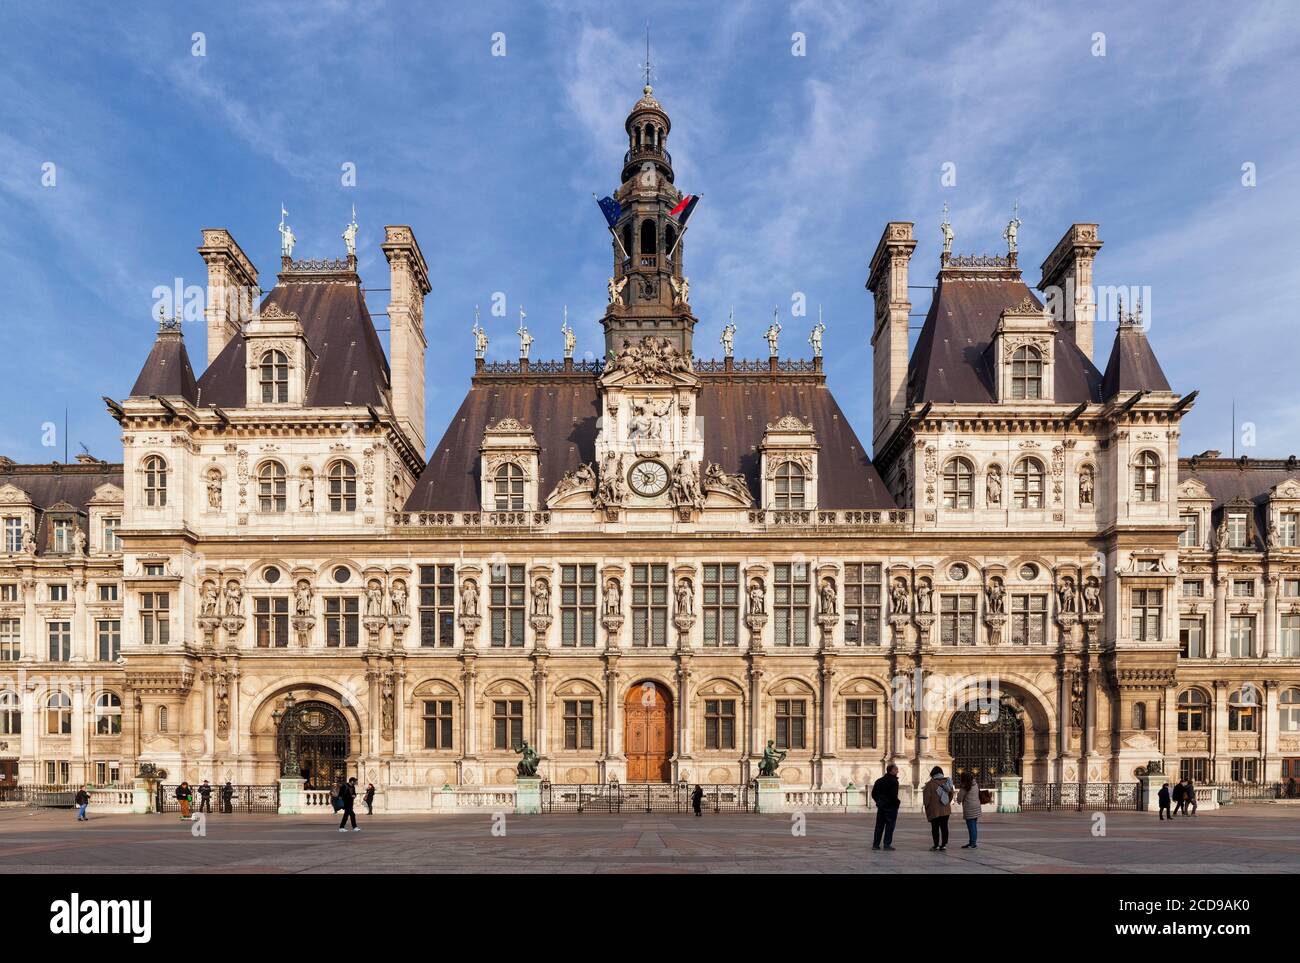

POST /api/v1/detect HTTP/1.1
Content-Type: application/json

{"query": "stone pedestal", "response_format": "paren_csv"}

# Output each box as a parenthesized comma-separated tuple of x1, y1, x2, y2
(996, 774, 1021, 813)
(278, 776, 307, 815)
(754, 776, 784, 813)
(132, 778, 156, 814)
(515, 776, 542, 815)
(1138, 773, 1167, 812)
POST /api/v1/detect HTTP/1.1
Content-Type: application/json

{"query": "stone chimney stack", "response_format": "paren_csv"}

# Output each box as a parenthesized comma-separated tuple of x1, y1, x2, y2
(381, 225, 431, 454)
(1038, 223, 1102, 362)
(866, 222, 916, 456)
(198, 229, 259, 366)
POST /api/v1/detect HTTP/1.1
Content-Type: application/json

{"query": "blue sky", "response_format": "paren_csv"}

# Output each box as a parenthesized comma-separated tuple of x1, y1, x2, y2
(2, 0, 1298, 465)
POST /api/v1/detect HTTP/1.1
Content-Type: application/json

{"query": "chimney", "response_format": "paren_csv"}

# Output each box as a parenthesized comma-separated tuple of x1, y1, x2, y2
(866, 221, 916, 456)
(381, 225, 431, 454)
(1038, 223, 1102, 362)
(198, 229, 259, 366)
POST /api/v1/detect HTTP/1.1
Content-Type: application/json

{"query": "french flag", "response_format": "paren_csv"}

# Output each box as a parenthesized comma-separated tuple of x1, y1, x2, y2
(668, 193, 700, 225)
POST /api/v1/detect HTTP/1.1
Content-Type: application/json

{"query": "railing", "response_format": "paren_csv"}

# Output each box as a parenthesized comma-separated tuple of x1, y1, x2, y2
(1020, 782, 1140, 811)
(624, 146, 672, 167)
(89, 788, 134, 809)
(542, 782, 750, 813)
(392, 510, 552, 529)
(303, 789, 334, 810)
(748, 509, 912, 529)
(1213, 782, 1291, 801)
(156, 784, 279, 813)
(694, 358, 822, 374)
(0, 785, 77, 807)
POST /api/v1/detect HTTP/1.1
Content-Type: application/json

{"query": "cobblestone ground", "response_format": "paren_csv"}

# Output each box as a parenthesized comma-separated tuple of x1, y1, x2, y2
(0, 805, 1296, 873)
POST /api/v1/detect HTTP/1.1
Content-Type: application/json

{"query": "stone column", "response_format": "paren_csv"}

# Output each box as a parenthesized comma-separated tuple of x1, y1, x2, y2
(818, 661, 837, 783)
(73, 576, 89, 662)
(21, 576, 35, 661)
(70, 683, 86, 774)
(1211, 680, 1229, 782)
(747, 663, 764, 780)
(532, 662, 548, 757)
(1160, 684, 1177, 764)
(1264, 574, 1279, 658)
(674, 661, 692, 775)
(1212, 574, 1227, 659)
(461, 662, 478, 760)
(1263, 680, 1280, 782)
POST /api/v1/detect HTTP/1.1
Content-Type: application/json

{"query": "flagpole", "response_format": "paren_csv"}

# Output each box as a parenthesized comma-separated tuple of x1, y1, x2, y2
(667, 223, 687, 260)
(594, 192, 631, 260)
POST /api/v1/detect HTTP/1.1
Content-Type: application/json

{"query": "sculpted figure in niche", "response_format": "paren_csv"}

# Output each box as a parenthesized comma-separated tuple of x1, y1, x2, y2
(201, 580, 220, 617)
(1083, 577, 1101, 613)
(20, 526, 35, 553)
(1078, 466, 1095, 506)
(72, 528, 86, 556)
(294, 579, 313, 617)
(206, 469, 222, 510)
(986, 578, 1005, 614)
(603, 577, 622, 617)
(890, 578, 909, 614)
(1058, 576, 1077, 613)
(460, 579, 479, 617)
(915, 578, 933, 614)
(391, 580, 408, 617)
(299, 468, 315, 512)
(747, 578, 766, 616)
(675, 577, 693, 617)
(819, 577, 837, 616)
(532, 577, 550, 617)
(223, 579, 243, 618)
(986, 466, 1003, 506)
(365, 579, 384, 618)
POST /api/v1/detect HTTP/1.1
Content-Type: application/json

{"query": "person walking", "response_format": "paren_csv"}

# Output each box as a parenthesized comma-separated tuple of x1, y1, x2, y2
(1158, 782, 1172, 821)
(221, 780, 234, 814)
(176, 781, 192, 820)
(1184, 778, 1198, 816)
(364, 783, 376, 816)
(198, 780, 212, 813)
(74, 786, 90, 822)
(922, 766, 954, 851)
(870, 764, 901, 851)
(957, 771, 982, 848)
(337, 776, 359, 832)
(691, 784, 704, 817)
(1171, 779, 1187, 816)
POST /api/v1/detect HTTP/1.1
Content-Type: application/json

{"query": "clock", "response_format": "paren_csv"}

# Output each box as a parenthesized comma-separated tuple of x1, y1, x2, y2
(628, 458, 670, 498)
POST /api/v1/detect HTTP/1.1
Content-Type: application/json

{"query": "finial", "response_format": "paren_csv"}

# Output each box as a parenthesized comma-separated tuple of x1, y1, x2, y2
(342, 204, 358, 256)
(472, 306, 487, 360)
(1003, 201, 1021, 256)
(278, 203, 296, 258)
(641, 22, 654, 91)
(940, 201, 953, 257)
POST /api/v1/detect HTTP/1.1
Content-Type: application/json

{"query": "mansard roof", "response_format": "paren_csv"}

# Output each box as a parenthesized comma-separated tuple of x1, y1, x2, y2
(1101, 321, 1171, 398)
(907, 265, 1103, 406)
(195, 268, 390, 410)
(129, 320, 198, 403)
(0, 459, 123, 555)
(404, 364, 895, 512)
(1179, 455, 1300, 538)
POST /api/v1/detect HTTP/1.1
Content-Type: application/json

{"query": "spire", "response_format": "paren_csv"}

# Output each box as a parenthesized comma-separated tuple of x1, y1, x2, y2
(130, 306, 198, 403)
(1101, 303, 1170, 398)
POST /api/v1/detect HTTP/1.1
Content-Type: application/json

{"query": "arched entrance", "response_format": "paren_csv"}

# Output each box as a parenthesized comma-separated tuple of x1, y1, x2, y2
(277, 699, 351, 790)
(625, 682, 673, 783)
(948, 702, 1024, 785)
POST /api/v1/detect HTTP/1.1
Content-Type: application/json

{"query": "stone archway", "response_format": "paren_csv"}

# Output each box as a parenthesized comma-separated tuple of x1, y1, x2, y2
(278, 699, 351, 790)
(625, 682, 673, 783)
(948, 702, 1025, 784)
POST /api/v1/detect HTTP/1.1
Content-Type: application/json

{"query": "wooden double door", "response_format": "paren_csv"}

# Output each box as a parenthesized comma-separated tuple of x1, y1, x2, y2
(625, 683, 673, 783)
(0, 760, 16, 788)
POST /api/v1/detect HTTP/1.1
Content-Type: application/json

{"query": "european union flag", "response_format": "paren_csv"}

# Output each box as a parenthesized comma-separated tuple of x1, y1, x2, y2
(597, 195, 622, 228)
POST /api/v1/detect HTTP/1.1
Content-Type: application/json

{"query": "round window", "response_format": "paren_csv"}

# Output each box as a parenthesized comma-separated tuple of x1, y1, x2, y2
(263, 566, 281, 584)
(949, 563, 968, 581)
(333, 566, 350, 584)
(1019, 563, 1038, 580)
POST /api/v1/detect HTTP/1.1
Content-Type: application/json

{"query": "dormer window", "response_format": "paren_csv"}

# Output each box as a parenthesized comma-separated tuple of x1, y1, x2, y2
(258, 461, 287, 513)
(1228, 512, 1249, 549)
(259, 350, 289, 403)
(1012, 457, 1045, 509)
(143, 456, 167, 507)
(1133, 451, 1160, 501)
(328, 460, 357, 513)
(494, 463, 525, 511)
(2, 517, 20, 553)
(941, 458, 974, 510)
(773, 461, 806, 509)
(51, 519, 73, 553)
(1010, 346, 1043, 399)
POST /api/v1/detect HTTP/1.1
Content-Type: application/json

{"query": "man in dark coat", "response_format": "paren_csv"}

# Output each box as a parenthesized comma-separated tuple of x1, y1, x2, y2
(74, 786, 90, 822)
(1158, 782, 1172, 820)
(1171, 779, 1187, 816)
(220, 781, 234, 814)
(198, 780, 213, 813)
(337, 776, 359, 832)
(690, 784, 704, 817)
(871, 763, 902, 850)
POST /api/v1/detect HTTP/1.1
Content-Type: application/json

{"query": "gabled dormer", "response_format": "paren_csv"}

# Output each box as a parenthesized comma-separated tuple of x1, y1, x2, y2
(760, 415, 819, 512)
(992, 296, 1057, 403)
(479, 418, 540, 514)
(244, 301, 313, 408)
(1266, 478, 1300, 550)
(1176, 476, 1213, 551)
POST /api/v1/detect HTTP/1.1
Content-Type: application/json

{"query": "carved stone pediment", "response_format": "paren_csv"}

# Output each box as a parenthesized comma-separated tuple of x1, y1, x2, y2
(600, 336, 698, 387)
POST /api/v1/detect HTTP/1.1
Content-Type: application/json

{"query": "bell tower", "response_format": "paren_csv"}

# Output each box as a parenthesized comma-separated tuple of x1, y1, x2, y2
(601, 83, 697, 359)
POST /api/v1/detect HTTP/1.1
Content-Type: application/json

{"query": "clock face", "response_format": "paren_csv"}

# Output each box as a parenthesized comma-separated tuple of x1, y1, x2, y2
(628, 459, 670, 497)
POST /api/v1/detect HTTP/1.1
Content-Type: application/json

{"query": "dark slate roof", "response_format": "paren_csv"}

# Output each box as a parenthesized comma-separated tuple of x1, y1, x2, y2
(908, 272, 1103, 405)
(1179, 457, 1300, 539)
(0, 461, 123, 556)
(1101, 322, 1171, 398)
(405, 371, 895, 511)
(129, 328, 198, 403)
(195, 281, 390, 409)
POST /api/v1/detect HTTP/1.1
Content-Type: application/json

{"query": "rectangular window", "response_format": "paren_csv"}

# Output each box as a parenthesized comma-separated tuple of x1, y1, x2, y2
(845, 699, 877, 749)
(1232, 579, 1255, 597)
(1180, 579, 1204, 597)
(843, 563, 881, 645)
(140, 592, 170, 645)
(59, 761, 70, 784)
(561, 564, 598, 647)
(493, 699, 524, 750)
(1179, 617, 1205, 659)
(143, 563, 165, 577)
(1010, 594, 1047, 645)
(255, 597, 290, 648)
(940, 594, 977, 646)
(775, 699, 806, 750)
(1279, 512, 1298, 547)
(52, 519, 72, 553)
(1229, 615, 1255, 658)
(1281, 614, 1300, 658)
(563, 700, 594, 750)
(325, 597, 359, 647)
(102, 517, 121, 552)
(631, 563, 669, 647)
(423, 700, 453, 749)
(45, 761, 54, 784)
(1228, 512, 1249, 549)
(704, 698, 736, 750)
(418, 565, 457, 648)
(1130, 589, 1162, 641)
(0, 618, 20, 661)
(1230, 758, 1259, 783)
(96, 619, 120, 662)
(1179, 514, 1200, 548)
(48, 583, 68, 602)
(490, 564, 526, 647)
(97, 583, 119, 602)
(1283, 579, 1300, 598)
(772, 562, 810, 646)
(3, 517, 21, 553)
(47, 621, 71, 661)
(701, 563, 739, 647)
(0, 583, 15, 601)
(1180, 758, 1209, 783)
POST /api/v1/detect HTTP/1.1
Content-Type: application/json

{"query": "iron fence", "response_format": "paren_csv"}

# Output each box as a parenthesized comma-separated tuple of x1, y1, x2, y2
(0, 785, 76, 807)
(156, 784, 279, 813)
(541, 781, 751, 814)
(1019, 782, 1140, 811)
(1213, 782, 1292, 801)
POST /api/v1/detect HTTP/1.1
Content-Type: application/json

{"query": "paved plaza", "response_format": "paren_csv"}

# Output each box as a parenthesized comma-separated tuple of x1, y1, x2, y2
(0, 805, 1296, 874)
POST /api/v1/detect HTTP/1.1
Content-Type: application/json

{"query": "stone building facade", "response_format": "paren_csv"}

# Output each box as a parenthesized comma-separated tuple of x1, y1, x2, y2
(2, 84, 1298, 801)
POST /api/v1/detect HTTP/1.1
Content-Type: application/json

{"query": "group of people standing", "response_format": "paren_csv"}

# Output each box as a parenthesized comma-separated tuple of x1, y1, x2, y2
(1156, 779, 1199, 819)
(172, 780, 235, 818)
(871, 765, 985, 851)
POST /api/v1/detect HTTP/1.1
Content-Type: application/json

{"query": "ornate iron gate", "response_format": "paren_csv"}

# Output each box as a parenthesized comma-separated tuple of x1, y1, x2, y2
(156, 784, 280, 813)
(277, 699, 350, 790)
(541, 781, 751, 813)
(1019, 782, 1139, 811)
(948, 704, 1024, 786)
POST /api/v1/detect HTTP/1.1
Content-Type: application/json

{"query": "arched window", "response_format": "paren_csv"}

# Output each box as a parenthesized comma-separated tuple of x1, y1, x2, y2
(941, 458, 974, 510)
(1131, 701, 1147, 730)
(259, 349, 289, 403)
(621, 223, 633, 262)
(1177, 689, 1209, 732)
(143, 455, 167, 507)
(1228, 687, 1258, 732)
(258, 461, 287, 513)
(46, 692, 71, 735)
(665, 225, 677, 260)
(157, 705, 168, 733)
(1010, 345, 1043, 399)
(1133, 450, 1160, 502)
(640, 218, 657, 255)
(773, 461, 806, 509)
(327, 461, 357, 513)
(0, 691, 20, 735)
(494, 463, 525, 511)
(1012, 457, 1045, 509)
(1281, 688, 1300, 732)
(95, 692, 122, 735)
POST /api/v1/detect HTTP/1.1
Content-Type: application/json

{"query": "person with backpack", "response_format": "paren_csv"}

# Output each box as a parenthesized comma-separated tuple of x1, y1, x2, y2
(922, 766, 955, 851)
(956, 771, 983, 848)
(870, 763, 901, 851)
(337, 776, 359, 832)
(74, 786, 90, 822)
